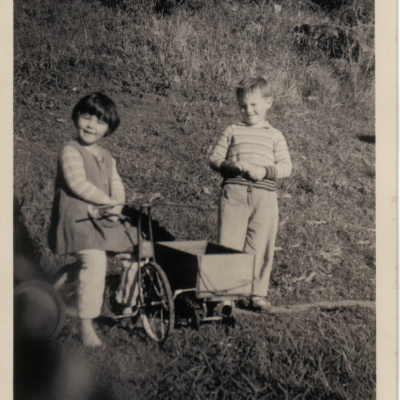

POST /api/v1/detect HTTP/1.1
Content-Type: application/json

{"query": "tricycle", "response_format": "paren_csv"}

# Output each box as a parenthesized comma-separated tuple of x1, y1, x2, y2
(54, 202, 256, 342)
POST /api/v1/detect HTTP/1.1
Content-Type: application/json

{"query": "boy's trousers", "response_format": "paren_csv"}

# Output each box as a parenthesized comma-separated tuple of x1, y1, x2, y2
(218, 184, 279, 298)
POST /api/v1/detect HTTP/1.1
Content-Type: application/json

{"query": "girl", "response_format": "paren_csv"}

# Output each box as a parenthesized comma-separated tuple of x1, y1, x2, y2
(49, 92, 138, 347)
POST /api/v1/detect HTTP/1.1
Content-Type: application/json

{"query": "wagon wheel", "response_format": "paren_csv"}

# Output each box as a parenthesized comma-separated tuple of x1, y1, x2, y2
(103, 274, 122, 317)
(139, 262, 175, 342)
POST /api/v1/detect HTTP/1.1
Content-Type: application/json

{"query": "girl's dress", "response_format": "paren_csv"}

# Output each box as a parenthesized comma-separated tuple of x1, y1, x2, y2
(48, 139, 139, 319)
(48, 139, 137, 254)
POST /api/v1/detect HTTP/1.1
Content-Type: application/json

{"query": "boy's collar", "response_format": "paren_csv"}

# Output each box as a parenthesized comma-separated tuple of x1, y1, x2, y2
(237, 120, 271, 128)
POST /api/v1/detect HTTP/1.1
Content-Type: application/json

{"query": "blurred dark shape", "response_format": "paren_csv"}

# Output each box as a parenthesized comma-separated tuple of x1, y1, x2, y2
(14, 196, 47, 285)
(14, 196, 115, 400)
(14, 280, 66, 340)
(14, 196, 66, 340)
(15, 338, 114, 400)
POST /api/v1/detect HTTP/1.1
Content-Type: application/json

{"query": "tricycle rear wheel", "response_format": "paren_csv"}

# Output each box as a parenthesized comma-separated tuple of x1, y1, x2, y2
(139, 262, 175, 342)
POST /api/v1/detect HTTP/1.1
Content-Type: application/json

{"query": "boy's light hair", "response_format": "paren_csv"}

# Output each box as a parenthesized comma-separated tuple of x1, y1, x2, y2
(236, 77, 271, 99)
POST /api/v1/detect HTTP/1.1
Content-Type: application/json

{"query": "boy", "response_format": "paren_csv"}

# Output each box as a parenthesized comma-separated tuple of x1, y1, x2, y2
(209, 77, 292, 310)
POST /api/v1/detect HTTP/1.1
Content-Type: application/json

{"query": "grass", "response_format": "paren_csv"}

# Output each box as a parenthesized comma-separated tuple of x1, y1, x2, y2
(58, 307, 375, 399)
(14, 0, 375, 399)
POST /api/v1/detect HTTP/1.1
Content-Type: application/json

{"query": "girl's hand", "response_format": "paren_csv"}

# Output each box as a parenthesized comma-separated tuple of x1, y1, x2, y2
(87, 204, 121, 221)
(105, 214, 120, 222)
(88, 204, 101, 219)
(106, 205, 123, 221)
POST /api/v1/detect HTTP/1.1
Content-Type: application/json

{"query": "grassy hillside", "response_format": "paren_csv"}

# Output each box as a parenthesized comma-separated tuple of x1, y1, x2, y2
(14, 0, 375, 398)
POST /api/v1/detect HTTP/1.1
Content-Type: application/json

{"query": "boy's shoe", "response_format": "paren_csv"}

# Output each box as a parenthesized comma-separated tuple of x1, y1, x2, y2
(252, 296, 271, 311)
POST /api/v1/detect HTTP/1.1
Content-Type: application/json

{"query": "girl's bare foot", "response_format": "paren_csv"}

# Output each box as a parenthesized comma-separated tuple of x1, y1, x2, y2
(79, 319, 103, 348)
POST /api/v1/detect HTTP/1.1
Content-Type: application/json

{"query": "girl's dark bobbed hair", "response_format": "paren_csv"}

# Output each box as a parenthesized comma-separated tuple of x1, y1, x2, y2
(71, 92, 120, 135)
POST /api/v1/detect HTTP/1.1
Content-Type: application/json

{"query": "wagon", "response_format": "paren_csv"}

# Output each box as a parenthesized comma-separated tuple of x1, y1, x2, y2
(154, 240, 255, 328)
(55, 203, 256, 343)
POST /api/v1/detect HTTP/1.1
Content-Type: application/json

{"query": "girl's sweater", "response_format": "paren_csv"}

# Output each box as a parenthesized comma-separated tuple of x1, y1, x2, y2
(48, 140, 135, 254)
(61, 144, 124, 205)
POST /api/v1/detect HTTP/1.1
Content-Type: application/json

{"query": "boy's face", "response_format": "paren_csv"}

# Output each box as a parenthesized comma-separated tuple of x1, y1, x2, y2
(238, 89, 272, 128)
(77, 114, 109, 146)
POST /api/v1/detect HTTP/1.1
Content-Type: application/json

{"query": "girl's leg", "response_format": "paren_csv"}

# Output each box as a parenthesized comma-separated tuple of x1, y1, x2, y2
(218, 185, 250, 250)
(75, 249, 107, 347)
(244, 190, 279, 299)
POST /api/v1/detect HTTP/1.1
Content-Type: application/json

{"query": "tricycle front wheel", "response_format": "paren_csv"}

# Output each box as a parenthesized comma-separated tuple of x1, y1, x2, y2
(139, 262, 175, 342)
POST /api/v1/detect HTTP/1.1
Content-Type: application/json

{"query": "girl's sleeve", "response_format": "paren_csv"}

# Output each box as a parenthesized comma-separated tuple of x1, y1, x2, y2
(209, 126, 238, 175)
(61, 145, 114, 205)
(273, 132, 292, 179)
(110, 158, 125, 203)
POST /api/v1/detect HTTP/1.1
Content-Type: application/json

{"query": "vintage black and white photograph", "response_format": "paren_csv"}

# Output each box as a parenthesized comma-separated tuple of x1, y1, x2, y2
(10, 0, 394, 399)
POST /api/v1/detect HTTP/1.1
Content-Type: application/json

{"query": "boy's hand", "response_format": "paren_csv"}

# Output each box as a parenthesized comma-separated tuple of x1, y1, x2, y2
(246, 165, 266, 181)
(220, 160, 245, 177)
(235, 161, 251, 173)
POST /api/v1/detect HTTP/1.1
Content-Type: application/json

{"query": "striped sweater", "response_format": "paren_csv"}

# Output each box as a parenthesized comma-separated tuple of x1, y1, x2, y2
(209, 121, 292, 191)
(61, 144, 125, 205)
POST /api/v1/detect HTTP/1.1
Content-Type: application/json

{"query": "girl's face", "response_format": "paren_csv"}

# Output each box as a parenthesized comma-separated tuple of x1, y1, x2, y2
(77, 114, 109, 146)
